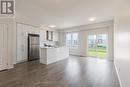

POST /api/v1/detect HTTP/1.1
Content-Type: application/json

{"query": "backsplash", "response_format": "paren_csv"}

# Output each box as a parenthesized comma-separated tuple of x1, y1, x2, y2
(40, 41, 59, 47)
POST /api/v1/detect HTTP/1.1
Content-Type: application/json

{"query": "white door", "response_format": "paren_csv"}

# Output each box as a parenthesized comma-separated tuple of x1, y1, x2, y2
(17, 24, 23, 63)
(0, 24, 8, 71)
(17, 24, 28, 63)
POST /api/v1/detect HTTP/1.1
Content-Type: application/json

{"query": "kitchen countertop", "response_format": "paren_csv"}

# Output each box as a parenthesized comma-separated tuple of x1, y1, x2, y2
(40, 46, 65, 49)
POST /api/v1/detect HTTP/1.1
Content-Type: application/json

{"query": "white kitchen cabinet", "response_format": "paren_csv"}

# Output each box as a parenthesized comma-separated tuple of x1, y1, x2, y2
(17, 24, 28, 63)
(17, 23, 40, 63)
(53, 31, 59, 41)
(40, 47, 69, 65)
(28, 26, 40, 35)
(33, 27, 40, 34)
(46, 31, 53, 41)
(40, 30, 59, 42)
(40, 30, 46, 42)
(16, 23, 59, 63)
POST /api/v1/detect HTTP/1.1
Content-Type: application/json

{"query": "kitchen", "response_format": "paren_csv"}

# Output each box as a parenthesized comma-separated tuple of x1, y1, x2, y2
(16, 23, 69, 65)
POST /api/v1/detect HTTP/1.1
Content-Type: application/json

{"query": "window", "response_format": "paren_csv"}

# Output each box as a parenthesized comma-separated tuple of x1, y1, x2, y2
(66, 33, 78, 49)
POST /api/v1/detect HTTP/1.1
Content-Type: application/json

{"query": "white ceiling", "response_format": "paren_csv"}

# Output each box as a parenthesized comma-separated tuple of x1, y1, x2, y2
(16, 0, 115, 29)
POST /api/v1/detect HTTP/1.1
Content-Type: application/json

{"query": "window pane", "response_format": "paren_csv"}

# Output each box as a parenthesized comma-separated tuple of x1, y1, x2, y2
(73, 33, 78, 40)
(66, 33, 78, 48)
(66, 33, 71, 40)
(72, 33, 78, 48)
(66, 33, 71, 47)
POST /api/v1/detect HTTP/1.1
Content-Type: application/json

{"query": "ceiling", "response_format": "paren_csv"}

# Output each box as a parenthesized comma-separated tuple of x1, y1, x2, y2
(16, 0, 115, 29)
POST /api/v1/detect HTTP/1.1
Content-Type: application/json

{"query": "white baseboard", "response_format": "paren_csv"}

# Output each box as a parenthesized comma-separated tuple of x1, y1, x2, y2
(114, 62, 123, 87)
(16, 59, 28, 64)
(8, 65, 14, 69)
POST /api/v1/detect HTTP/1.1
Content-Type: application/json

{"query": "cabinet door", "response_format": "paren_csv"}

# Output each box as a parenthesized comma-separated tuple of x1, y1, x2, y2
(22, 36, 28, 61)
(40, 30, 46, 42)
(28, 26, 40, 35)
(53, 31, 59, 41)
(17, 24, 28, 63)
(17, 24, 24, 62)
(0, 24, 8, 71)
(34, 28, 40, 34)
(17, 23, 41, 63)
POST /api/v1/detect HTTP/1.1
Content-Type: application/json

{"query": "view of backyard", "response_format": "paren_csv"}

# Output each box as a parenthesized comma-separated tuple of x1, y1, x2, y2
(88, 46, 107, 58)
(88, 34, 107, 59)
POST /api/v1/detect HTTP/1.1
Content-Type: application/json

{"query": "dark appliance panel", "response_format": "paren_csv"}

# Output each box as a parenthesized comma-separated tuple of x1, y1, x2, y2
(28, 34, 39, 61)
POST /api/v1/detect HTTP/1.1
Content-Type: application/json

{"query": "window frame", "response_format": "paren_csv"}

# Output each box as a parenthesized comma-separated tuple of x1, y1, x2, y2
(66, 32, 79, 49)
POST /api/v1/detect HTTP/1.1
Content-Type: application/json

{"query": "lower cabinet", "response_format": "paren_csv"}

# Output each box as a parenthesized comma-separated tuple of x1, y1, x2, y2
(40, 47, 69, 65)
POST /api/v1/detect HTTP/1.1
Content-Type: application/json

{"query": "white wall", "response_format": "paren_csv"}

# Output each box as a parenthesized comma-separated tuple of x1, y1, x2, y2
(59, 21, 114, 60)
(0, 18, 16, 69)
(114, 0, 130, 87)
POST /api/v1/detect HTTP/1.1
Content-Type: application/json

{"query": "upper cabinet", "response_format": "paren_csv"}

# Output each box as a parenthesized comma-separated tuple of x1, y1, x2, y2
(40, 30, 47, 42)
(28, 26, 40, 35)
(46, 30, 59, 41)
(46, 31, 53, 41)
(53, 31, 59, 41)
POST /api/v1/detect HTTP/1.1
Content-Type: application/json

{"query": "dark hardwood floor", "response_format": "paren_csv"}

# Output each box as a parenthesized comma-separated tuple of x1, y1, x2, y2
(0, 56, 120, 87)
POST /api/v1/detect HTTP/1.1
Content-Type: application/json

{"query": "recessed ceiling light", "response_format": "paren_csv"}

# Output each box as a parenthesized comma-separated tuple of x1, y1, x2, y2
(50, 25, 56, 28)
(89, 17, 96, 21)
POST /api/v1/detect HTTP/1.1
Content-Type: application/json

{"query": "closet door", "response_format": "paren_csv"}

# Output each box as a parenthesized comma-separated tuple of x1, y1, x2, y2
(17, 24, 23, 63)
(17, 24, 28, 63)
(0, 24, 8, 71)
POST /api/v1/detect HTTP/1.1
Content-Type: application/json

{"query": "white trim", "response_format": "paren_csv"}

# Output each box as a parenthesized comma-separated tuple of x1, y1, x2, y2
(59, 20, 113, 32)
(16, 22, 39, 28)
(0, 18, 15, 70)
(7, 65, 14, 69)
(66, 32, 79, 49)
(16, 59, 27, 64)
(114, 62, 123, 87)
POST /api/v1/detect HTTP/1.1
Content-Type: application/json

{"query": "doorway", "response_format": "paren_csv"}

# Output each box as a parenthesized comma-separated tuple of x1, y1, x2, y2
(87, 33, 108, 59)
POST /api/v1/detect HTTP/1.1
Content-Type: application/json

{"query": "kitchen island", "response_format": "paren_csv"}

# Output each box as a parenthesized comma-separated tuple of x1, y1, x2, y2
(40, 47, 69, 65)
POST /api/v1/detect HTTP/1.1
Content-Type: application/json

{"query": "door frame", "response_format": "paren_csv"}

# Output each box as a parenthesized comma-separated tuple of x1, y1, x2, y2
(86, 29, 109, 59)
(0, 24, 8, 71)
(87, 33, 109, 58)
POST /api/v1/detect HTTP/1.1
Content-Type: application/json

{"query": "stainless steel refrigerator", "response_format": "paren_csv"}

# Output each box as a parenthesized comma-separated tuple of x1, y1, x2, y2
(28, 34, 39, 61)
